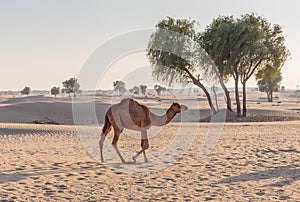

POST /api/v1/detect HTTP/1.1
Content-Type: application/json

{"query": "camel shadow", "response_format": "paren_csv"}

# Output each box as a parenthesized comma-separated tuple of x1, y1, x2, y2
(217, 165, 300, 187)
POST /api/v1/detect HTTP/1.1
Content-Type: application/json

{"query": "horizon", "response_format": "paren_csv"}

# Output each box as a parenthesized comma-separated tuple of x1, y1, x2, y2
(1, 1, 299, 91)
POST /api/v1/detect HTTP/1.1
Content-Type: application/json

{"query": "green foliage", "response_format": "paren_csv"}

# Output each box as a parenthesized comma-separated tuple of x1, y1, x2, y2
(148, 15, 289, 115)
(154, 84, 166, 96)
(140, 85, 147, 95)
(51, 87, 60, 97)
(237, 13, 289, 83)
(21, 86, 30, 95)
(237, 14, 289, 114)
(256, 65, 282, 102)
(199, 16, 238, 82)
(113, 80, 126, 96)
(147, 16, 197, 86)
(200, 13, 289, 116)
(62, 78, 80, 97)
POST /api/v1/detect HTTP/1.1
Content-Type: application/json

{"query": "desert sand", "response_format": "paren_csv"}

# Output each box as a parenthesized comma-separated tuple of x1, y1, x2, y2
(0, 91, 299, 201)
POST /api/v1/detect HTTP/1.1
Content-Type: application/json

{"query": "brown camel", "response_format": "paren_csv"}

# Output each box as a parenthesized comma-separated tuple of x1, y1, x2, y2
(99, 98, 188, 163)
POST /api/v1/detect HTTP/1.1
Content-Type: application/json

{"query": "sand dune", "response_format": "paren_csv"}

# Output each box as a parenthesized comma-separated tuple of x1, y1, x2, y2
(0, 92, 300, 125)
(0, 92, 299, 201)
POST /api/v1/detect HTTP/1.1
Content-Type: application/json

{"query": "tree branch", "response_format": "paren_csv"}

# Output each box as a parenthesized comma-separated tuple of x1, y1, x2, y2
(245, 58, 263, 81)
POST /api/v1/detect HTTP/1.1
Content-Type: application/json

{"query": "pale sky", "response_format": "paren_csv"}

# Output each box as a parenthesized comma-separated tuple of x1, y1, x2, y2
(0, 0, 299, 90)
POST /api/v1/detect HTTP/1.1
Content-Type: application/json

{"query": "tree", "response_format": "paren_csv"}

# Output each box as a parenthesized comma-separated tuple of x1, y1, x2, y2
(201, 14, 289, 116)
(113, 80, 126, 96)
(199, 16, 236, 112)
(154, 85, 166, 96)
(129, 86, 140, 95)
(51, 87, 60, 97)
(140, 85, 147, 96)
(256, 65, 282, 102)
(62, 78, 80, 97)
(21, 86, 30, 95)
(232, 14, 288, 116)
(147, 17, 217, 114)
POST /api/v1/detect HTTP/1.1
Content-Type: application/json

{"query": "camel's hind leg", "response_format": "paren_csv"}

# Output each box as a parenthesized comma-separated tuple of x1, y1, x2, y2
(99, 133, 106, 163)
(99, 114, 112, 162)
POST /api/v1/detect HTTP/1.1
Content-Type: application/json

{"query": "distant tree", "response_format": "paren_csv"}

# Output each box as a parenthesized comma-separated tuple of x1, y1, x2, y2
(129, 86, 140, 95)
(256, 65, 282, 102)
(51, 87, 60, 97)
(21, 86, 31, 95)
(113, 80, 126, 96)
(62, 78, 80, 97)
(140, 85, 147, 96)
(154, 84, 166, 96)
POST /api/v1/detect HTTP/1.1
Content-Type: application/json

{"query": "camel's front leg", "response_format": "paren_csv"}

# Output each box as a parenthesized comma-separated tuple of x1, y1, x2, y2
(112, 128, 126, 163)
(132, 130, 149, 163)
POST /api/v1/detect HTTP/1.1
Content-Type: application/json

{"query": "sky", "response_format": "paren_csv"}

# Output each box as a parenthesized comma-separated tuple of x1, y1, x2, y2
(0, 0, 299, 90)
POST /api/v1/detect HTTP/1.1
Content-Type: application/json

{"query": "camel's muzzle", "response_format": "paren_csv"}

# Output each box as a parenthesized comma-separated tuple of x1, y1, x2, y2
(180, 104, 188, 111)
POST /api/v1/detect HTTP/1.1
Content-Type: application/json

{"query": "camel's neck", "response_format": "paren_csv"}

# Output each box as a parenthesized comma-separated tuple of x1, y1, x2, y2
(150, 108, 177, 126)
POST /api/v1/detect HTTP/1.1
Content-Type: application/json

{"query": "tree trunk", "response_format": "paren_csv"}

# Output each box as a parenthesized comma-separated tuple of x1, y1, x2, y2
(182, 67, 217, 114)
(267, 92, 271, 102)
(212, 86, 219, 112)
(219, 76, 232, 111)
(270, 91, 273, 102)
(242, 81, 247, 117)
(194, 81, 217, 114)
(234, 77, 241, 117)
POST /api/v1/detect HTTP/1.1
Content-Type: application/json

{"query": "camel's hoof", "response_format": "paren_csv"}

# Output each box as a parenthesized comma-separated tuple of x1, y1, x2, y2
(132, 157, 137, 163)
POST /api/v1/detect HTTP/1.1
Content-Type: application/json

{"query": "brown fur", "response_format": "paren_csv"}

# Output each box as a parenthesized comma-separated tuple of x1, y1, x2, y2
(99, 98, 187, 163)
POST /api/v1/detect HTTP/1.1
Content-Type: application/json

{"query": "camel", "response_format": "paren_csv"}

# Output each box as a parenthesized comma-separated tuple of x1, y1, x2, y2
(99, 98, 188, 163)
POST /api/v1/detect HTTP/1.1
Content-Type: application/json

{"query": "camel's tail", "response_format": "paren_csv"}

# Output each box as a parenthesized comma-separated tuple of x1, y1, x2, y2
(102, 112, 112, 135)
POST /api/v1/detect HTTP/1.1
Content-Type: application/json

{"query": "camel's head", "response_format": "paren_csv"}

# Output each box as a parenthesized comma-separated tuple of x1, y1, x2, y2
(171, 103, 188, 113)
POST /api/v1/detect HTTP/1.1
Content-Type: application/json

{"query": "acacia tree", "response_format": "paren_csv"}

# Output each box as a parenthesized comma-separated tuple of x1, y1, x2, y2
(140, 85, 147, 96)
(21, 86, 31, 95)
(237, 14, 289, 116)
(199, 16, 237, 112)
(62, 78, 80, 97)
(200, 15, 261, 116)
(113, 80, 126, 96)
(154, 84, 166, 96)
(129, 86, 140, 95)
(201, 14, 289, 116)
(147, 17, 217, 114)
(256, 65, 282, 102)
(51, 86, 60, 97)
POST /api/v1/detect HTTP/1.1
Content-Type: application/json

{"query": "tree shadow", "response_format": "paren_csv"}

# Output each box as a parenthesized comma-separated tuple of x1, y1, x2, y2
(217, 165, 300, 187)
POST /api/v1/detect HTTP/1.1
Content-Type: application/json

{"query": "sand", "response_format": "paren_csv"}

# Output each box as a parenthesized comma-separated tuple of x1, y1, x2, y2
(0, 91, 300, 201)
